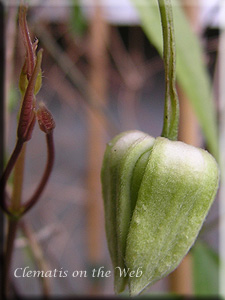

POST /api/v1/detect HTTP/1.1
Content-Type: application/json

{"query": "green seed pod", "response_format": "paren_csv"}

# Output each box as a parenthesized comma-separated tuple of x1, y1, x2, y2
(101, 130, 219, 296)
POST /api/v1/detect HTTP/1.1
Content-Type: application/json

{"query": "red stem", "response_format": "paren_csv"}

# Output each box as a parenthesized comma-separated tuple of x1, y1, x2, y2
(0, 140, 24, 215)
(3, 218, 19, 296)
(22, 132, 54, 214)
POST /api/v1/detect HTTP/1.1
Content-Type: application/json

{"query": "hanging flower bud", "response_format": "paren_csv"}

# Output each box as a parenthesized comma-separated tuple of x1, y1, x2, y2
(101, 130, 219, 296)
(36, 102, 55, 134)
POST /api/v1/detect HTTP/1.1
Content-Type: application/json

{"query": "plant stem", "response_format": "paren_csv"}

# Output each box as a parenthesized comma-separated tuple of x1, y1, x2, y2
(2, 132, 54, 295)
(0, 140, 24, 214)
(22, 132, 54, 214)
(11, 144, 27, 212)
(20, 220, 51, 297)
(4, 217, 19, 297)
(1, 140, 23, 187)
(158, 0, 179, 141)
(3, 142, 27, 295)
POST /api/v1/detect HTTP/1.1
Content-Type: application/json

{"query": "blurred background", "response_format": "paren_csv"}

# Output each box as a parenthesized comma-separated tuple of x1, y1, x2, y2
(2, 0, 224, 297)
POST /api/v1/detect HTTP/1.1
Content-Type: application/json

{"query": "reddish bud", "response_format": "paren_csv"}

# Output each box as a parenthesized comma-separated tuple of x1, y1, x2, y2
(17, 50, 43, 142)
(19, 5, 35, 80)
(19, 6, 43, 95)
(36, 102, 55, 134)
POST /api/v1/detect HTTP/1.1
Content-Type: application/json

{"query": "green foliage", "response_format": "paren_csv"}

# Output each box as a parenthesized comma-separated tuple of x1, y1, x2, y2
(70, 0, 87, 37)
(131, 0, 218, 159)
(192, 242, 219, 296)
(8, 85, 19, 112)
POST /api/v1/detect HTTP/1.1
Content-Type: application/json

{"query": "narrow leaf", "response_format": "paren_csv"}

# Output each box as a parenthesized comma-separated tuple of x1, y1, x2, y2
(192, 242, 219, 296)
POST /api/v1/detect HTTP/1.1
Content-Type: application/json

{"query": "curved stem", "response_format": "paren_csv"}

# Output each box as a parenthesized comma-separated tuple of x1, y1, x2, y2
(158, 0, 179, 141)
(11, 144, 27, 212)
(3, 218, 19, 297)
(0, 139, 24, 215)
(21, 132, 54, 215)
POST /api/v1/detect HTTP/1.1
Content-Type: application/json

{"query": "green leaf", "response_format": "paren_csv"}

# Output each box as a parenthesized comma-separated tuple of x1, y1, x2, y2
(192, 242, 219, 296)
(130, 0, 218, 159)
(70, 0, 87, 36)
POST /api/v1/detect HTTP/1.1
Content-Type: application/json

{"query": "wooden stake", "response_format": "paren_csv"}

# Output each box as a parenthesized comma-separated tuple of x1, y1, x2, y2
(168, 0, 202, 295)
(169, 254, 193, 295)
(86, 2, 108, 295)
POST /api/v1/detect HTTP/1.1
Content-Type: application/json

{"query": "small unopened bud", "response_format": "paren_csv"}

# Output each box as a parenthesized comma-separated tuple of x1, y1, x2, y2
(36, 102, 55, 134)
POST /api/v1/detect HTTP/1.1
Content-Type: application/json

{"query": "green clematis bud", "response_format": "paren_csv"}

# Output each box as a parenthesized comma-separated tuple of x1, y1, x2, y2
(101, 130, 219, 296)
